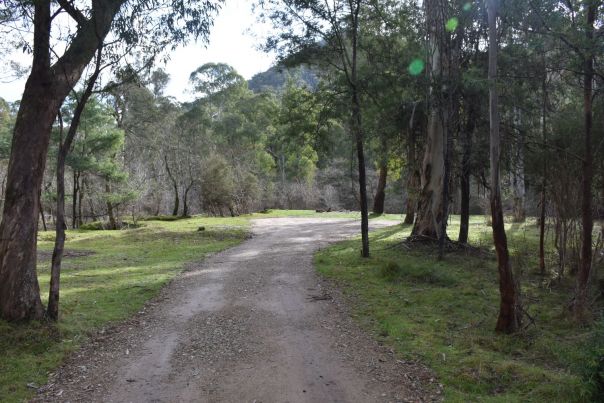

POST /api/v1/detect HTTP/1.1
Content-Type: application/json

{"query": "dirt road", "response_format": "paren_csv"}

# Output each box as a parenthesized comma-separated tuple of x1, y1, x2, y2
(36, 218, 437, 402)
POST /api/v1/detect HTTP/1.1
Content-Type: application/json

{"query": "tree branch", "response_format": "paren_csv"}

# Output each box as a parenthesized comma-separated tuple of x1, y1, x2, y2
(56, 0, 88, 26)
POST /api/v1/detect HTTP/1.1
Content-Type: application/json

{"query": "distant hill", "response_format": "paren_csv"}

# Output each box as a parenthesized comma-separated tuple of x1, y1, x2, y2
(248, 65, 319, 93)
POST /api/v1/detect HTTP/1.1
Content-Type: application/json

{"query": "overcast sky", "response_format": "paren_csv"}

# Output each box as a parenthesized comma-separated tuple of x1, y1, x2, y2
(0, 0, 276, 103)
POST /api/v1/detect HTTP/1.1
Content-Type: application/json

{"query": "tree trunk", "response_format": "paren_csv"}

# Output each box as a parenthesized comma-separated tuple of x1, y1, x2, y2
(458, 103, 476, 244)
(172, 188, 180, 216)
(39, 196, 47, 232)
(106, 181, 117, 230)
(404, 109, 419, 226)
(78, 176, 85, 226)
(0, 2, 54, 320)
(573, 2, 597, 322)
(72, 171, 79, 228)
(412, 0, 446, 240)
(511, 108, 526, 223)
(539, 60, 548, 274)
(413, 108, 446, 239)
(487, 0, 521, 333)
(48, 126, 68, 321)
(0, 1, 125, 321)
(48, 52, 102, 320)
(348, 1, 369, 257)
(182, 183, 193, 218)
(459, 169, 471, 244)
(373, 160, 388, 215)
(164, 155, 180, 216)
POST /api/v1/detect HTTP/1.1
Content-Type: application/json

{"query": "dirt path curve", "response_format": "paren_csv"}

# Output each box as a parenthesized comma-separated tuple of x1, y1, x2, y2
(36, 218, 438, 403)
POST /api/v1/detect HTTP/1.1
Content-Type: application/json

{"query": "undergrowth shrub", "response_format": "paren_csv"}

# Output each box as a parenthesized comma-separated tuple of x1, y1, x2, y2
(578, 317, 604, 401)
(378, 259, 458, 287)
(141, 215, 185, 222)
(79, 221, 143, 230)
(379, 260, 403, 281)
(79, 221, 106, 230)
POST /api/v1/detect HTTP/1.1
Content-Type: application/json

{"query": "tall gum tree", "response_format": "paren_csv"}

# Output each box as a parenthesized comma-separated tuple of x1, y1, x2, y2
(486, 0, 522, 333)
(412, 0, 448, 240)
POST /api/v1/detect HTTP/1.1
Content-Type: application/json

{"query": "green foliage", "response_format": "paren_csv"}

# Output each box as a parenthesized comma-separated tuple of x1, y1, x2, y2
(576, 318, 604, 401)
(189, 63, 247, 97)
(79, 221, 108, 230)
(379, 260, 403, 281)
(268, 81, 330, 184)
(61, 95, 127, 183)
(201, 154, 236, 213)
(0, 97, 14, 159)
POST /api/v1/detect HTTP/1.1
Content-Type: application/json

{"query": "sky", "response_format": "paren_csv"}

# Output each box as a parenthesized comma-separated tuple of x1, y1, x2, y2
(0, 0, 277, 103)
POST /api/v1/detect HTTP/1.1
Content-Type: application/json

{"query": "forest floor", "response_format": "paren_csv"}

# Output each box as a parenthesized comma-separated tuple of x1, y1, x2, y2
(315, 216, 604, 402)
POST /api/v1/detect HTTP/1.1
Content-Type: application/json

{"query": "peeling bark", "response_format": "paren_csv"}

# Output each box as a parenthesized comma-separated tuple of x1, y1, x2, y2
(412, 0, 447, 240)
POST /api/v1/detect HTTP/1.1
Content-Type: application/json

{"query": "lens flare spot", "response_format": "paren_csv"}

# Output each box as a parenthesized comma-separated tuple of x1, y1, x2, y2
(463, 2, 472, 12)
(408, 59, 425, 76)
(446, 17, 459, 32)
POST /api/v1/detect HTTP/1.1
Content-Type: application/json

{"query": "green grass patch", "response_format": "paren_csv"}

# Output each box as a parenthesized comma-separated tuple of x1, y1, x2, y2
(315, 215, 603, 402)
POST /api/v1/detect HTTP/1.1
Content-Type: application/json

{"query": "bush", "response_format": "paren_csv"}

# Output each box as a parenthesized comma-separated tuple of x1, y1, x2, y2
(79, 221, 143, 230)
(79, 221, 106, 230)
(140, 215, 184, 222)
(379, 260, 403, 282)
(201, 155, 236, 215)
(378, 260, 458, 287)
(578, 318, 604, 401)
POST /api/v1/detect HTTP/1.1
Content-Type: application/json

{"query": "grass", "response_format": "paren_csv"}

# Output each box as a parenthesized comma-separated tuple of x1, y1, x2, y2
(315, 215, 604, 402)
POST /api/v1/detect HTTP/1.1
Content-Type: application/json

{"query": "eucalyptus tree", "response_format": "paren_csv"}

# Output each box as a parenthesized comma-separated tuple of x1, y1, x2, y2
(411, 0, 456, 250)
(272, 81, 322, 187)
(0, 0, 223, 321)
(487, 0, 522, 333)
